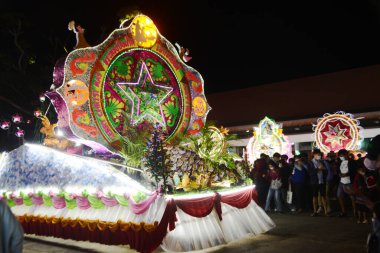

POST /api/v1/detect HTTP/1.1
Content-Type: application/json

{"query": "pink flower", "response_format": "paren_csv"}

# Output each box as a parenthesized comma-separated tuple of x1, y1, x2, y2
(95, 191, 104, 199)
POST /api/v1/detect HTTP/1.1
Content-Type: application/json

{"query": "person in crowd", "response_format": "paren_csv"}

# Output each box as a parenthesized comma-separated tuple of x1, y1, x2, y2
(337, 149, 357, 217)
(353, 165, 369, 224)
(366, 172, 380, 203)
(0, 200, 24, 253)
(290, 155, 307, 213)
(251, 157, 269, 208)
(357, 153, 365, 164)
(272, 152, 281, 165)
(300, 152, 312, 211)
(307, 149, 329, 217)
(279, 155, 292, 211)
(364, 135, 380, 173)
(260, 153, 271, 165)
(288, 157, 295, 168)
(281, 154, 289, 163)
(369, 202, 380, 253)
(265, 161, 283, 213)
(326, 151, 339, 212)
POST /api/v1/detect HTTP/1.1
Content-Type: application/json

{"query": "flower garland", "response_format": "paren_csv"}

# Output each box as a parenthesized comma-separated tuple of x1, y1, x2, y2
(1, 189, 150, 211)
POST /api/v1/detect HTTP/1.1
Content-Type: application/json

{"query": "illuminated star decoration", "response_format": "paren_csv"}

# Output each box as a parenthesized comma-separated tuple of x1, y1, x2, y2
(116, 62, 173, 129)
(323, 124, 349, 148)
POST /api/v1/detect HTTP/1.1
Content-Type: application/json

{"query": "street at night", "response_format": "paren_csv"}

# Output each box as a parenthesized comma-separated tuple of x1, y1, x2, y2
(1, 1, 380, 253)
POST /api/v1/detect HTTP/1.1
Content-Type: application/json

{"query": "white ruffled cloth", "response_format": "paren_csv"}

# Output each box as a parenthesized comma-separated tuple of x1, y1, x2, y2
(161, 200, 275, 252)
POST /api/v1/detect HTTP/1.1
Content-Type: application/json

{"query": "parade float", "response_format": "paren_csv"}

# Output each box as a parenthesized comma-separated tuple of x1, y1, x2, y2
(0, 15, 274, 253)
(313, 111, 363, 154)
(246, 116, 292, 163)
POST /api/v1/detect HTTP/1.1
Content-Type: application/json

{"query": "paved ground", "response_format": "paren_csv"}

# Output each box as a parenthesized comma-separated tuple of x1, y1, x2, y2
(23, 211, 371, 253)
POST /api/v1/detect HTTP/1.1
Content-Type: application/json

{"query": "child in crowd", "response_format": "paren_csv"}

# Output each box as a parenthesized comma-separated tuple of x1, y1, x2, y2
(265, 161, 283, 213)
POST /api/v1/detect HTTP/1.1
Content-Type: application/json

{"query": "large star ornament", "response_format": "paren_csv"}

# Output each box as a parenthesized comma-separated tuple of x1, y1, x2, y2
(323, 124, 349, 147)
(116, 62, 173, 128)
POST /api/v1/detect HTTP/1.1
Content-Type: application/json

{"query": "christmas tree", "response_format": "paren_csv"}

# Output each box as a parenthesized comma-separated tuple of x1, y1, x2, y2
(144, 123, 173, 193)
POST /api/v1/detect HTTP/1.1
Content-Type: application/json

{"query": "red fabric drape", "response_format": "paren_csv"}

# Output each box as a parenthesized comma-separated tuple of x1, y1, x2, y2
(174, 194, 217, 218)
(19, 187, 259, 253)
(174, 187, 258, 221)
(220, 187, 254, 209)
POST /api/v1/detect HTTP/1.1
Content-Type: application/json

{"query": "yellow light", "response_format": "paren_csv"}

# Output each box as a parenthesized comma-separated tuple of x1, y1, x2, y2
(192, 97, 207, 117)
(131, 15, 158, 48)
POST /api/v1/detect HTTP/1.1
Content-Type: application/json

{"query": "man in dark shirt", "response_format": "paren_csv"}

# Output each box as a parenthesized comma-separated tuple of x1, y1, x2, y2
(279, 155, 292, 211)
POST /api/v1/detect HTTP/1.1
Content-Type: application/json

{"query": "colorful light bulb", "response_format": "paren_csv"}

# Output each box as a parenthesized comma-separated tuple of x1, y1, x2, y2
(0, 121, 11, 130)
(12, 114, 22, 124)
(39, 94, 46, 102)
(34, 110, 42, 118)
(15, 128, 24, 138)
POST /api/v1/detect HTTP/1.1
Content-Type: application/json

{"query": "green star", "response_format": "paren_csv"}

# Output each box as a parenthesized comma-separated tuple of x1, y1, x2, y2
(116, 62, 173, 128)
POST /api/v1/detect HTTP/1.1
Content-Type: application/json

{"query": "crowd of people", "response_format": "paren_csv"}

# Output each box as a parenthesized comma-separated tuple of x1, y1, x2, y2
(249, 135, 380, 252)
(250, 141, 380, 224)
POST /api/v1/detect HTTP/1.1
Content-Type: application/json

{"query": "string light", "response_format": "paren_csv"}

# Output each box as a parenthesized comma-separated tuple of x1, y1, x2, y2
(313, 111, 362, 153)
(15, 127, 24, 138)
(34, 110, 42, 118)
(12, 114, 23, 124)
(246, 117, 292, 163)
(39, 93, 46, 102)
(0, 121, 11, 130)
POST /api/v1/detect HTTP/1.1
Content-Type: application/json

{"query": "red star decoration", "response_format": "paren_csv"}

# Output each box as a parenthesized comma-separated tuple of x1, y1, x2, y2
(323, 123, 349, 148)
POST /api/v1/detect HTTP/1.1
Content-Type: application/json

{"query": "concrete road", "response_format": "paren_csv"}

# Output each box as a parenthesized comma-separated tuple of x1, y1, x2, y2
(23, 212, 371, 253)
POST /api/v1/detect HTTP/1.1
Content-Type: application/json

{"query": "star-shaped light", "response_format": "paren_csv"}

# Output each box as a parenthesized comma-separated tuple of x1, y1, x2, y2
(323, 124, 349, 147)
(116, 62, 173, 128)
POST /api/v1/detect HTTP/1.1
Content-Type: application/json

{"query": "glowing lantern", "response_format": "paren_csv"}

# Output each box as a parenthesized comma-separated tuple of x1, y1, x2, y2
(313, 111, 362, 153)
(34, 110, 43, 118)
(12, 114, 22, 124)
(246, 117, 292, 163)
(1, 121, 11, 130)
(15, 128, 24, 138)
(131, 15, 158, 48)
(39, 93, 46, 102)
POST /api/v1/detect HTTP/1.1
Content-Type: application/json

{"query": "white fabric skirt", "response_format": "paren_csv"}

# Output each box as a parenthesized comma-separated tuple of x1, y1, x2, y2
(161, 200, 275, 252)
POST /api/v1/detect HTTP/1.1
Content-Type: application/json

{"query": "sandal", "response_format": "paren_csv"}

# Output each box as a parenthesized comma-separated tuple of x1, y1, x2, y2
(311, 212, 318, 217)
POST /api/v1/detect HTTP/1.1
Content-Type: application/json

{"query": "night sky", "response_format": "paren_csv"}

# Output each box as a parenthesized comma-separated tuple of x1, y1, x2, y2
(2, 0, 380, 95)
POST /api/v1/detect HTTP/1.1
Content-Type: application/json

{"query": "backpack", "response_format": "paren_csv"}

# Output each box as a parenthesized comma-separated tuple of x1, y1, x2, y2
(367, 227, 380, 253)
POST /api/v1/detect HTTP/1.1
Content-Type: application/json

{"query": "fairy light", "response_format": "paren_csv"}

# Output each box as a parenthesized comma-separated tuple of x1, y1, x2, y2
(116, 61, 173, 128)
(39, 93, 46, 102)
(313, 111, 362, 153)
(0, 121, 11, 130)
(12, 114, 22, 124)
(246, 117, 292, 163)
(34, 109, 42, 118)
(15, 127, 24, 138)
